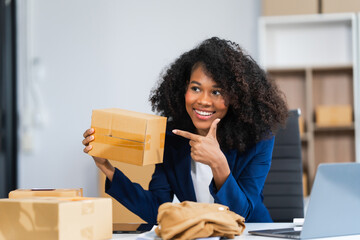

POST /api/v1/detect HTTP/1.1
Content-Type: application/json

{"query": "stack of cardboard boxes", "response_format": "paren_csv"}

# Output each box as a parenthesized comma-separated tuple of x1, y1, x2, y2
(0, 189, 112, 240)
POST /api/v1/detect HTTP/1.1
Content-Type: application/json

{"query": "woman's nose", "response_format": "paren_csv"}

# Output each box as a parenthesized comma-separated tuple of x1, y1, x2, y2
(198, 92, 212, 106)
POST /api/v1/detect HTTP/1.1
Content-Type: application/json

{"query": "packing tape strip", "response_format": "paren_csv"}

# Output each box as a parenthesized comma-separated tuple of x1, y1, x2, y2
(94, 133, 150, 151)
(93, 127, 146, 143)
(92, 127, 166, 149)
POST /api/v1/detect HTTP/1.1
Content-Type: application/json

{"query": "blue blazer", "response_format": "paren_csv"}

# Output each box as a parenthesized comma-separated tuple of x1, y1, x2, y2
(106, 131, 274, 224)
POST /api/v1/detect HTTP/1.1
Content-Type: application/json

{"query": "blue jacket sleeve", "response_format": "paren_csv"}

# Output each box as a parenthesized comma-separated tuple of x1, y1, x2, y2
(209, 136, 274, 221)
(105, 162, 174, 224)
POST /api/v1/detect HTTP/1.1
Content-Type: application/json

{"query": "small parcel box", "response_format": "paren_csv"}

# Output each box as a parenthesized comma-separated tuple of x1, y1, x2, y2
(9, 188, 83, 199)
(89, 108, 167, 166)
(0, 197, 112, 240)
(315, 105, 352, 127)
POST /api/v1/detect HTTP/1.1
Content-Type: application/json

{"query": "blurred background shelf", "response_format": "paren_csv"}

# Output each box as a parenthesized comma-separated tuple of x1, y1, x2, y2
(314, 124, 355, 132)
(259, 13, 360, 195)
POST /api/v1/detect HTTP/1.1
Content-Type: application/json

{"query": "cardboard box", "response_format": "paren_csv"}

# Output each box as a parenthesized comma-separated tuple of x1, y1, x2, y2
(315, 105, 352, 127)
(99, 161, 155, 230)
(89, 108, 167, 166)
(0, 197, 112, 240)
(322, 0, 360, 13)
(262, 0, 319, 16)
(9, 188, 83, 199)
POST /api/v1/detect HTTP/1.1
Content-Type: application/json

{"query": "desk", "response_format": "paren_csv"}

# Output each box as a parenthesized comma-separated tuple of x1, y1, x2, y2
(112, 223, 360, 240)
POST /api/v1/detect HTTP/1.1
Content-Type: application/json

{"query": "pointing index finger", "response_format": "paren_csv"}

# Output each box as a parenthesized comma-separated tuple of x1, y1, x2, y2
(172, 129, 200, 141)
(207, 118, 220, 139)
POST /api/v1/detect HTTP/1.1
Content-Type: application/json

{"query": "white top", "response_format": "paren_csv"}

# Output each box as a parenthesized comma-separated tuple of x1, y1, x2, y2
(190, 158, 214, 203)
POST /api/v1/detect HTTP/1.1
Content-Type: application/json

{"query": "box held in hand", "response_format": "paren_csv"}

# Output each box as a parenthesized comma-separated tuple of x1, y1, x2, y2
(89, 108, 167, 166)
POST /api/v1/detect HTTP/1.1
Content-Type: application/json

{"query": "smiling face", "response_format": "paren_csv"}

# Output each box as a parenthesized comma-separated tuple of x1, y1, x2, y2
(185, 64, 228, 136)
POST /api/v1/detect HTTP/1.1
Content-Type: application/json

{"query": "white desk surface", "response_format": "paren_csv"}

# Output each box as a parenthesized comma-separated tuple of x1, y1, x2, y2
(112, 222, 360, 240)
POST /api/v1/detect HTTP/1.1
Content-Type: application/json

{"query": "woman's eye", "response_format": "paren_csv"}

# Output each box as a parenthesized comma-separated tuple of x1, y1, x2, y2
(191, 86, 200, 92)
(212, 90, 221, 96)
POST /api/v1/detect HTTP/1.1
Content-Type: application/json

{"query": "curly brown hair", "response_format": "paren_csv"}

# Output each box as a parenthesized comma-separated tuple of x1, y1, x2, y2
(150, 37, 288, 152)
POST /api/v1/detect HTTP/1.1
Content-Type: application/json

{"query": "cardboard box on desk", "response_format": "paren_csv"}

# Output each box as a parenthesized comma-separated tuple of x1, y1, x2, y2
(0, 197, 112, 240)
(89, 108, 167, 166)
(9, 188, 83, 199)
(315, 105, 352, 127)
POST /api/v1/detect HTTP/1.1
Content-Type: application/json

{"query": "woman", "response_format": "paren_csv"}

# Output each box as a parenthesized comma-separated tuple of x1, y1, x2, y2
(82, 37, 288, 223)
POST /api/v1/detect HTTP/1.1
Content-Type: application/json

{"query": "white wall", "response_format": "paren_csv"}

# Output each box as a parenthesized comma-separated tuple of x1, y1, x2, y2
(17, 0, 261, 196)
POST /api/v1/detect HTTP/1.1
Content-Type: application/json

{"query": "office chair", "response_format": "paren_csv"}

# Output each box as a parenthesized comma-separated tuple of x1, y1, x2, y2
(263, 109, 304, 222)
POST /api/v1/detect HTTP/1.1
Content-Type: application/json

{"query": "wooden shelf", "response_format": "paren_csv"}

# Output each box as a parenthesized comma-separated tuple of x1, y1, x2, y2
(267, 67, 307, 73)
(314, 124, 355, 132)
(267, 64, 353, 72)
(311, 64, 353, 71)
(259, 13, 359, 191)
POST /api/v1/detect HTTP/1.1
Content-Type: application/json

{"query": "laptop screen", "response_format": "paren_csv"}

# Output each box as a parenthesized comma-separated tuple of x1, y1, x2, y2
(249, 163, 360, 239)
(300, 163, 360, 239)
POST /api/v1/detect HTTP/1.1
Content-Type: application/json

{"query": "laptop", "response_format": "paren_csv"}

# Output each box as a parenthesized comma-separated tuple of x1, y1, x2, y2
(249, 163, 360, 239)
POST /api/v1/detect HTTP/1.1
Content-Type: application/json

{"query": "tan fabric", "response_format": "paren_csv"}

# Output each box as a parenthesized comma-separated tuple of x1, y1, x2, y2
(155, 201, 245, 240)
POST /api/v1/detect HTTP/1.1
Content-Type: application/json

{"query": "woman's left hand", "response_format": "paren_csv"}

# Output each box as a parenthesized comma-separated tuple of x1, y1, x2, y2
(173, 119, 230, 189)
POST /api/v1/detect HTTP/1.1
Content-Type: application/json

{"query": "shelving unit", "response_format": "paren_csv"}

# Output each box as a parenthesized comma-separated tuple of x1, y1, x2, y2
(259, 13, 359, 193)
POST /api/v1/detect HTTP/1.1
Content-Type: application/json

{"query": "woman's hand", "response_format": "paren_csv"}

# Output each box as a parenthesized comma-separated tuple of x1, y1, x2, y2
(172, 119, 230, 190)
(82, 128, 115, 181)
(82, 128, 107, 164)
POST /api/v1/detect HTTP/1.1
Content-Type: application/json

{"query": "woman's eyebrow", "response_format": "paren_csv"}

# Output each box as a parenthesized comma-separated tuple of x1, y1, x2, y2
(189, 80, 201, 85)
(190, 80, 221, 88)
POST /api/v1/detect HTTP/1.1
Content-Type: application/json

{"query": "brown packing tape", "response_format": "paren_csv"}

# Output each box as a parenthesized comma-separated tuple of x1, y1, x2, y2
(93, 127, 166, 150)
(94, 133, 150, 151)
(94, 127, 146, 143)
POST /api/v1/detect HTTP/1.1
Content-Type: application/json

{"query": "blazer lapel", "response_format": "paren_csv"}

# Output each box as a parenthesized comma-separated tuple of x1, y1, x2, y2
(173, 143, 196, 202)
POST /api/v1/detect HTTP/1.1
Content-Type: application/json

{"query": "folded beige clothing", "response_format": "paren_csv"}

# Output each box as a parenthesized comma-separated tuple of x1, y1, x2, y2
(155, 201, 245, 240)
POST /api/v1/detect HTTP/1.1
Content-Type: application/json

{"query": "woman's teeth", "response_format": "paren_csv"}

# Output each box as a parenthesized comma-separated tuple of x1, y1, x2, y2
(195, 110, 214, 116)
